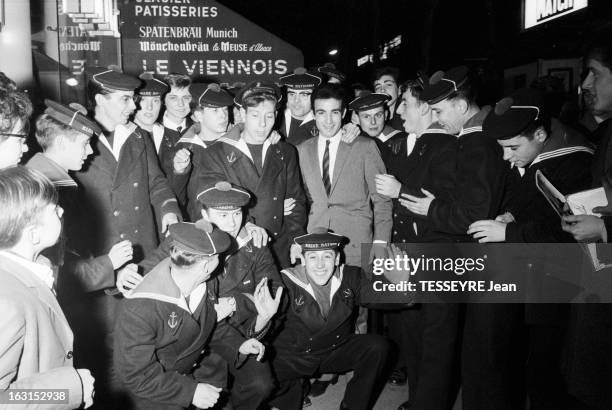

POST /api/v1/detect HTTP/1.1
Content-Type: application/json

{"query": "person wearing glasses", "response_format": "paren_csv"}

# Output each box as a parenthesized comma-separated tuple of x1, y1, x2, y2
(0, 86, 33, 169)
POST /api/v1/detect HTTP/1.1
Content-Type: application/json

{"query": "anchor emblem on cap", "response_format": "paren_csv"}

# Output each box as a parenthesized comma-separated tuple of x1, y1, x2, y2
(168, 312, 178, 329)
(227, 151, 237, 164)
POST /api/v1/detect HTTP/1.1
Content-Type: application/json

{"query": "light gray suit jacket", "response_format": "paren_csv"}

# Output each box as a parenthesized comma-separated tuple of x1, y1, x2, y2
(0, 253, 83, 409)
(298, 136, 392, 266)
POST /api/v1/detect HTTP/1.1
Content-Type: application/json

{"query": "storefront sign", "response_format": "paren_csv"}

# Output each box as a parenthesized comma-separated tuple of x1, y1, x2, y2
(524, 0, 588, 29)
(119, 0, 303, 83)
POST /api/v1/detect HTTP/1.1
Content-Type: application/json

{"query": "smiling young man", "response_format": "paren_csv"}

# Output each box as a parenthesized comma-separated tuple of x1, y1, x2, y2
(373, 66, 403, 131)
(400, 66, 509, 410)
(192, 81, 307, 268)
(373, 79, 459, 410)
(268, 231, 412, 410)
(278, 67, 322, 146)
(72, 67, 181, 407)
(298, 83, 392, 268)
(349, 92, 407, 163)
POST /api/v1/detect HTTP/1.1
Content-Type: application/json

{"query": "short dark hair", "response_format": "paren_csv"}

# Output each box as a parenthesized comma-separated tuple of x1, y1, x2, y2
(373, 67, 400, 84)
(87, 79, 114, 109)
(0, 166, 57, 249)
(164, 73, 192, 90)
(401, 79, 425, 104)
(242, 92, 278, 109)
(0, 88, 32, 142)
(520, 113, 552, 141)
(311, 83, 346, 111)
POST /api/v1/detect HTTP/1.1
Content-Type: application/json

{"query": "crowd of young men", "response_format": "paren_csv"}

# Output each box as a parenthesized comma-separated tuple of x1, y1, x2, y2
(0, 35, 611, 410)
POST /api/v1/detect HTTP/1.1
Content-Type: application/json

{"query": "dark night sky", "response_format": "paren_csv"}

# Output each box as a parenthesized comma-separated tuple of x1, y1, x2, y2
(217, 0, 612, 93)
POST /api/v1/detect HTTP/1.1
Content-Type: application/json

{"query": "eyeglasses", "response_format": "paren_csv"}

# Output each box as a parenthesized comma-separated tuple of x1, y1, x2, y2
(0, 133, 27, 139)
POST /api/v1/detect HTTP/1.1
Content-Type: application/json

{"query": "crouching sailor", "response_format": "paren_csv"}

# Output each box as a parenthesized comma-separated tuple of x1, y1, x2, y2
(113, 221, 265, 409)
(269, 231, 413, 410)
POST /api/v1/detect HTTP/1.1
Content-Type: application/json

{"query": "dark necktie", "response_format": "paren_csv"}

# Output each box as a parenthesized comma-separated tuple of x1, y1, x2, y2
(106, 131, 115, 149)
(322, 139, 331, 196)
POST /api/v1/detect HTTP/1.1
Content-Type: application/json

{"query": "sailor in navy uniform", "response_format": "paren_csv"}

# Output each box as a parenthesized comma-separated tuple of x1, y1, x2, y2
(400, 66, 506, 410)
(278, 67, 322, 147)
(467, 89, 593, 409)
(374, 79, 460, 410)
(191, 81, 307, 268)
(133, 72, 192, 209)
(114, 221, 266, 409)
(178, 83, 235, 219)
(73, 67, 181, 405)
(269, 231, 413, 410)
(133, 72, 168, 156)
(26, 99, 102, 282)
(348, 92, 408, 163)
(139, 181, 280, 409)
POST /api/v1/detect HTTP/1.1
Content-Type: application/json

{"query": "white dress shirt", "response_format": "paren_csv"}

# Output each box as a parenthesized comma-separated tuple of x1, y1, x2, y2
(317, 131, 342, 183)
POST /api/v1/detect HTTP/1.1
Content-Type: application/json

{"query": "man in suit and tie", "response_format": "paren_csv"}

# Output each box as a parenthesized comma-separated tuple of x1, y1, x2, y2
(0, 166, 95, 409)
(298, 83, 392, 267)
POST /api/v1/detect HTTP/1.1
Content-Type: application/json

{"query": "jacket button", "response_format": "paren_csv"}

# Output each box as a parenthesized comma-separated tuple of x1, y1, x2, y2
(274, 232, 278, 236)
(66, 351, 73, 359)
(273, 216, 277, 220)
(273, 197, 277, 200)
(336, 335, 340, 339)
(309, 337, 313, 341)
(201, 349, 205, 354)
(113, 210, 119, 216)
(192, 363, 197, 368)
(134, 206, 139, 211)
(134, 229, 138, 234)
(133, 182, 139, 187)
(120, 233, 125, 239)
